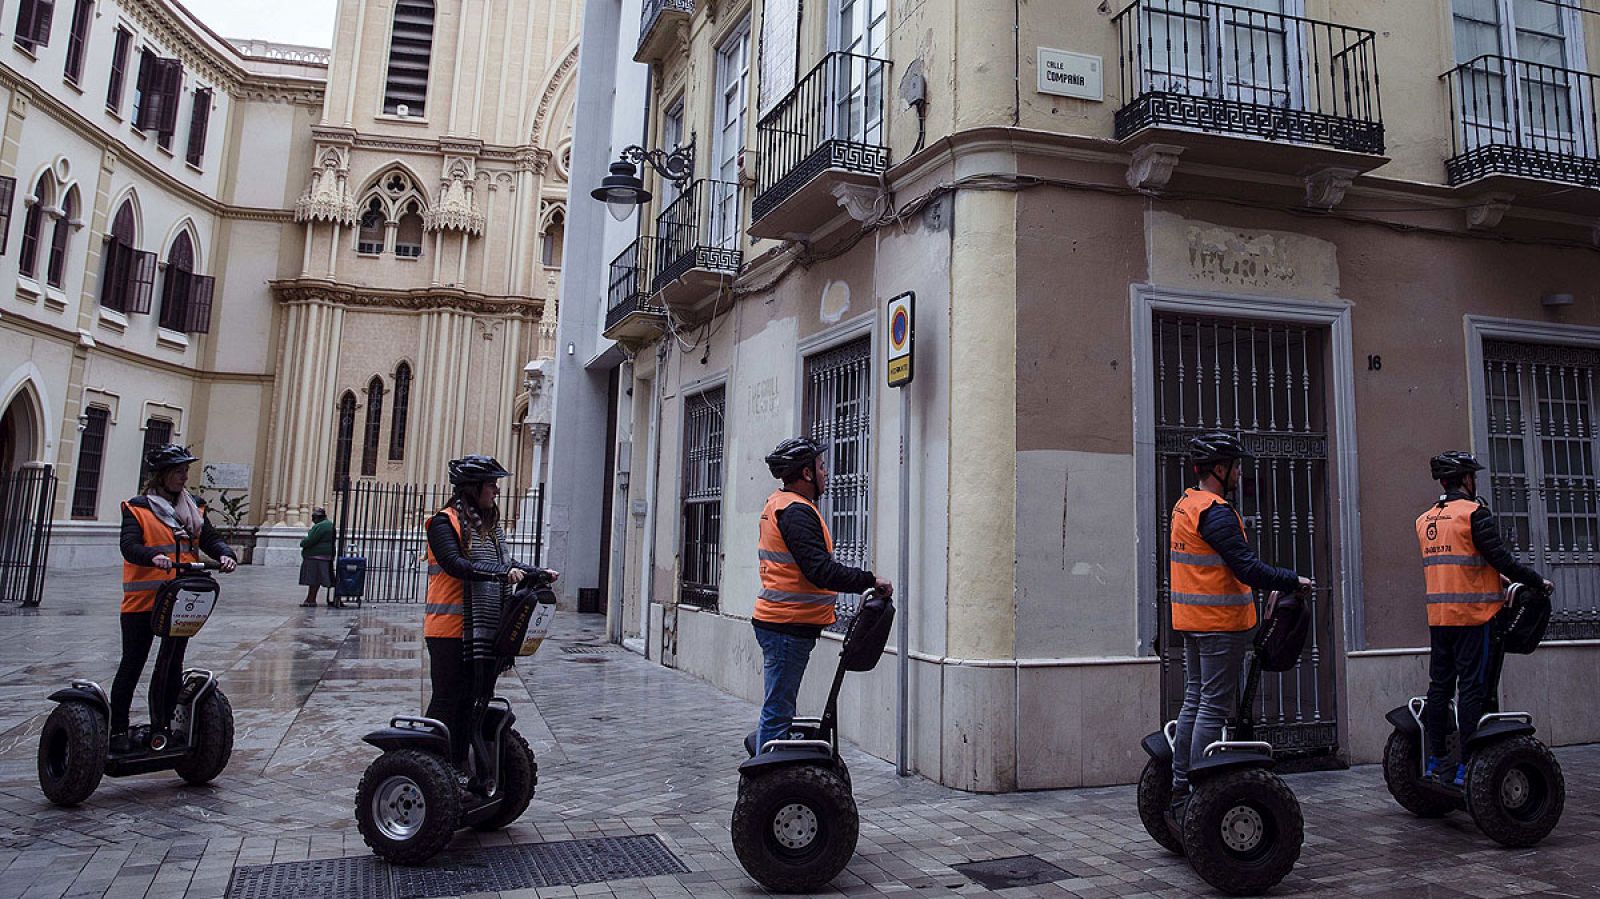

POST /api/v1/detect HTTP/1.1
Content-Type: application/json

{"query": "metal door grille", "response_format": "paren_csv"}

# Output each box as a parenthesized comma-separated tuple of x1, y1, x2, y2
(1483, 340, 1600, 640)
(804, 337, 872, 630)
(0, 464, 56, 606)
(680, 387, 725, 610)
(1153, 315, 1338, 756)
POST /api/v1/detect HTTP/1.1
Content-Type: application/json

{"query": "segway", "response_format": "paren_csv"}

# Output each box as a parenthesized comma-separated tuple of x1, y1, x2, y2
(355, 569, 557, 865)
(1381, 581, 1564, 847)
(38, 562, 234, 806)
(731, 590, 895, 893)
(1138, 591, 1306, 896)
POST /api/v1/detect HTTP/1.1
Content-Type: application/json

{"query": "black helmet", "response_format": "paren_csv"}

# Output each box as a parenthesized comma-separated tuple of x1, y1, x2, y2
(448, 454, 512, 486)
(1188, 432, 1251, 467)
(145, 443, 197, 473)
(765, 437, 825, 480)
(1430, 450, 1485, 481)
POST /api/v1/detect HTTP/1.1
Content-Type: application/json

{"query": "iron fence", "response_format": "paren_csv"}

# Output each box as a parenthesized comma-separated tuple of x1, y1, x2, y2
(0, 464, 57, 606)
(332, 478, 544, 603)
(754, 51, 892, 223)
(653, 179, 742, 292)
(606, 235, 664, 333)
(1112, 0, 1383, 154)
(1444, 55, 1600, 188)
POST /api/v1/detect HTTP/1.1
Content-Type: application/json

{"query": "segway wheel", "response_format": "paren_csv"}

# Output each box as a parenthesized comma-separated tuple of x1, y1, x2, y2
(1136, 756, 1185, 855)
(355, 749, 462, 865)
(174, 688, 234, 786)
(731, 765, 858, 893)
(1381, 729, 1454, 819)
(1180, 768, 1302, 896)
(471, 728, 538, 831)
(1465, 735, 1564, 848)
(37, 702, 107, 807)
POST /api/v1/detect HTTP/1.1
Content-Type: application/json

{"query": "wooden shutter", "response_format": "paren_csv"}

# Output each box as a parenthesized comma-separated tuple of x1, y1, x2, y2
(157, 60, 183, 138)
(0, 176, 14, 255)
(186, 88, 211, 165)
(100, 239, 127, 311)
(185, 274, 215, 333)
(126, 249, 156, 314)
(134, 51, 155, 130)
(30, 0, 55, 47)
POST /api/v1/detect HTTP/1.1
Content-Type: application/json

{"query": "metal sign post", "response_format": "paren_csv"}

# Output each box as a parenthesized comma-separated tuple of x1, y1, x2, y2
(886, 292, 913, 776)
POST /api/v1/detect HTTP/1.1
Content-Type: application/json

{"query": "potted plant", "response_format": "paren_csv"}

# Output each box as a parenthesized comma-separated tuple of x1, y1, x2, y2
(198, 464, 255, 564)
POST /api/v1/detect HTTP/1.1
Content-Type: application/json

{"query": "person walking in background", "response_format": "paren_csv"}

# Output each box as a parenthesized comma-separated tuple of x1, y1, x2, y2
(299, 507, 336, 608)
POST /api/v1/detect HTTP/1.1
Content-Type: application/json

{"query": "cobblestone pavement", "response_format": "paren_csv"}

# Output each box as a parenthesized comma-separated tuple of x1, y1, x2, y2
(2, 566, 1598, 898)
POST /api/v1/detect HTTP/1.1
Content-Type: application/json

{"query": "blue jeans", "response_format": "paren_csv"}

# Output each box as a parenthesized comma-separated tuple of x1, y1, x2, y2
(1172, 629, 1251, 792)
(754, 625, 817, 751)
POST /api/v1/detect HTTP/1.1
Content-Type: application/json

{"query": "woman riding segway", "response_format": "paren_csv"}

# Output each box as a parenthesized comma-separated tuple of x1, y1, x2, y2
(113, 444, 237, 753)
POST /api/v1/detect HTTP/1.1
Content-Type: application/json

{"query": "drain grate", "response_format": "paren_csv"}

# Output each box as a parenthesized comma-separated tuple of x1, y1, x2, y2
(560, 644, 624, 654)
(226, 836, 686, 899)
(953, 854, 1074, 890)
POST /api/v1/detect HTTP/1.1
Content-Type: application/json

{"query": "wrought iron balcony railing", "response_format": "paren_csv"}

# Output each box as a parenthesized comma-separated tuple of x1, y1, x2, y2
(638, 0, 693, 60)
(1112, 0, 1383, 154)
(1444, 55, 1600, 189)
(606, 236, 664, 333)
(753, 51, 892, 224)
(653, 179, 742, 292)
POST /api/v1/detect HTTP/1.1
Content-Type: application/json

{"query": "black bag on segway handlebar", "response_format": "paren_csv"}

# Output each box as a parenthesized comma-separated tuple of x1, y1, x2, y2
(1498, 582, 1551, 655)
(1254, 590, 1309, 672)
(150, 574, 220, 638)
(495, 576, 558, 657)
(839, 592, 895, 672)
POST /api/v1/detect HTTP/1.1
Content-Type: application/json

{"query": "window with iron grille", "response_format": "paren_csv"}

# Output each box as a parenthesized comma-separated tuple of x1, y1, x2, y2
(186, 88, 212, 167)
(384, 0, 435, 116)
(63, 0, 91, 84)
(1483, 340, 1600, 640)
(334, 391, 357, 486)
(136, 417, 174, 487)
(389, 362, 411, 461)
(680, 387, 725, 609)
(803, 337, 872, 627)
(13, 0, 55, 52)
(362, 377, 385, 477)
(107, 28, 132, 114)
(72, 406, 109, 518)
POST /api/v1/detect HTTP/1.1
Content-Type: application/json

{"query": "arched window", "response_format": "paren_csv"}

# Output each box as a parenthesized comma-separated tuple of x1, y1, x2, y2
(361, 376, 385, 477)
(17, 174, 52, 280)
(384, 0, 436, 116)
(389, 362, 411, 461)
(158, 231, 195, 331)
(101, 199, 156, 314)
(541, 208, 565, 269)
(357, 196, 386, 255)
(111, 200, 137, 245)
(395, 201, 424, 258)
(46, 187, 78, 289)
(334, 391, 357, 486)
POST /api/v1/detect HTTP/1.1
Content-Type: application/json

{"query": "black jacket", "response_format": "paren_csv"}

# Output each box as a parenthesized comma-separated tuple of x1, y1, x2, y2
(1439, 490, 1544, 588)
(1197, 502, 1302, 595)
(753, 492, 876, 638)
(426, 511, 519, 582)
(119, 494, 236, 566)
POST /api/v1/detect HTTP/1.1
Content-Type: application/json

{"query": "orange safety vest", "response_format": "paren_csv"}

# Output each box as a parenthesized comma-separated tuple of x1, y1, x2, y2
(1168, 488, 1258, 633)
(424, 507, 466, 638)
(121, 500, 202, 614)
(754, 491, 837, 628)
(1416, 498, 1504, 627)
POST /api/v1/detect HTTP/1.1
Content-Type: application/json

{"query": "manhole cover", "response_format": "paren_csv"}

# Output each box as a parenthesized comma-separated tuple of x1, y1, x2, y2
(561, 644, 623, 654)
(226, 836, 686, 899)
(953, 855, 1075, 890)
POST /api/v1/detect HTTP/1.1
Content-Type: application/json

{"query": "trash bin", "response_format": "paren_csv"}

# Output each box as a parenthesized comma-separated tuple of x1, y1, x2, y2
(336, 556, 367, 598)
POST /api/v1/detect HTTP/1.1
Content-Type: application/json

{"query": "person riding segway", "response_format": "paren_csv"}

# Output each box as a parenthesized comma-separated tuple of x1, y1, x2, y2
(354, 454, 559, 865)
(1135, 432, 1312, 895)
(1380, 451, 1564, 846)
(37, 444, 238, 805)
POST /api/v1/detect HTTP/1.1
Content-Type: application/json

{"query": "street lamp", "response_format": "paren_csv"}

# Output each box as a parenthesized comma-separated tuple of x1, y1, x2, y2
(589, 137, 695, 221)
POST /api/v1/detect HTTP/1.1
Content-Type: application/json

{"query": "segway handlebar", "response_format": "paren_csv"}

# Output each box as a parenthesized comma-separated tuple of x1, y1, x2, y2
(174, 561, 224, 572)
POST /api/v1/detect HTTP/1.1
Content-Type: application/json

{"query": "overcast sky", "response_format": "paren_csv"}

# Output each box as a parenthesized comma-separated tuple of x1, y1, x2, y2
(182, 0, 338, 48)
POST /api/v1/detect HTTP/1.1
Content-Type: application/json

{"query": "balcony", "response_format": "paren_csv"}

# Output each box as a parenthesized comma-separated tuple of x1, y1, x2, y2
(750, 51, 892, 240)
(652, 180, 742, 320)
(604, 236, 667, 345)
(635, 0, 692, 65)
(1443, 55, 1600, 209)
(1112, 0, 1385, 188)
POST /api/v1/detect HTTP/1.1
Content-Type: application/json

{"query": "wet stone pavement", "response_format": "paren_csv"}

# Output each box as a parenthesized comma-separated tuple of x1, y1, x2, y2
(2, 566, 1599, 898)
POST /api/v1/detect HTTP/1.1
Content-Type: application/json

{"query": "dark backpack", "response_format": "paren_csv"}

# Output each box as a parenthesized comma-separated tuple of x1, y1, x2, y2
(1254, 591, 1310, 672)
(1498, 582, 1551, 655)
(839, 592, 895, 672)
